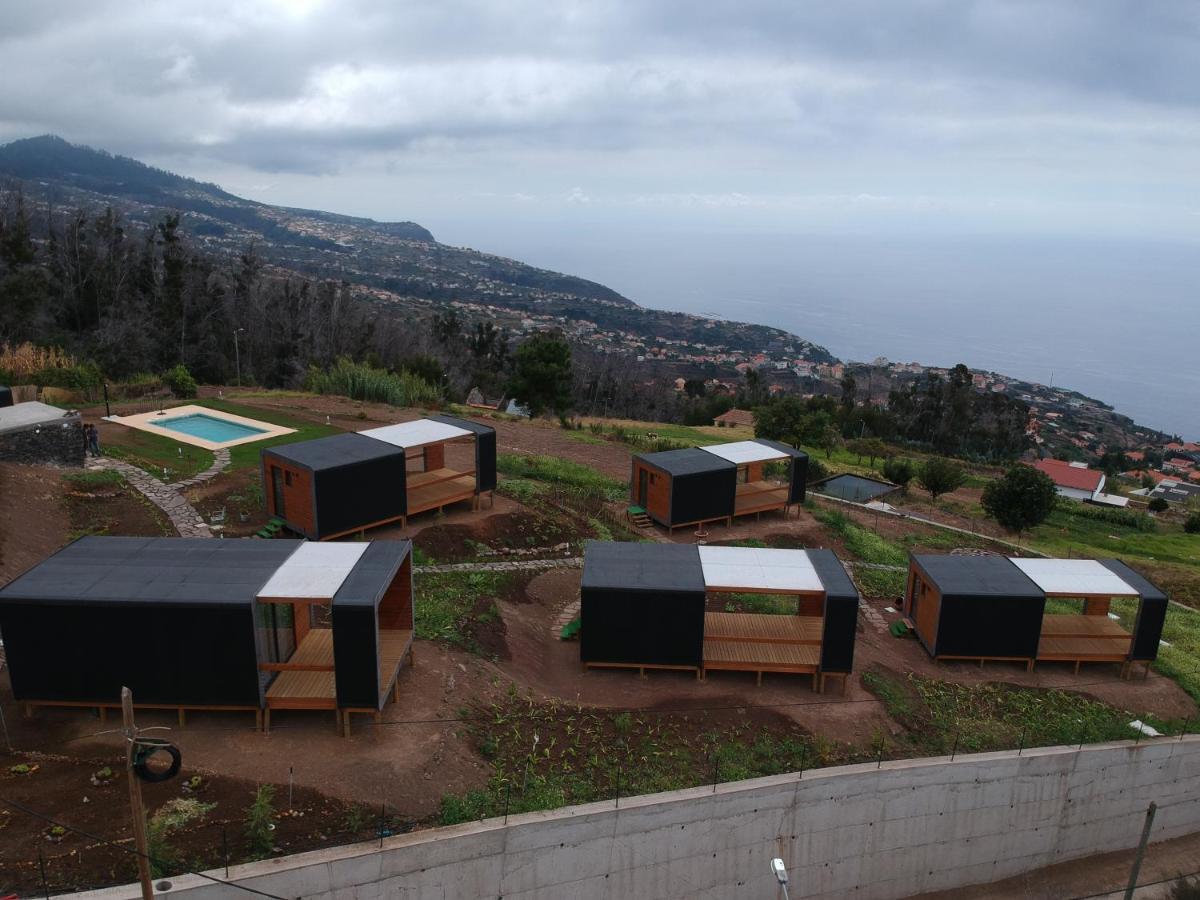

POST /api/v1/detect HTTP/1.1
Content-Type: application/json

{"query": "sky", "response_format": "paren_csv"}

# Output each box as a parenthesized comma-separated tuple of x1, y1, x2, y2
(1, 1, 1198, 432)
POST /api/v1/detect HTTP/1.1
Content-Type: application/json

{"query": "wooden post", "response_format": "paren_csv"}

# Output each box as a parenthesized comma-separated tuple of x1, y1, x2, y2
(122, 687, 155, 900)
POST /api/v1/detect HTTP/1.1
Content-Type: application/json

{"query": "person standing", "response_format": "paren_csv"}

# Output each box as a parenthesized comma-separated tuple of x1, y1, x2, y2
(87, 423, 101, 457)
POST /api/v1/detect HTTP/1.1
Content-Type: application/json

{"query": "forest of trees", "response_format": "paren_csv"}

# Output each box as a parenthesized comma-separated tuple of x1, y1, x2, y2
(0, 190, 1030, 462)
(753, 364, 1030, 463)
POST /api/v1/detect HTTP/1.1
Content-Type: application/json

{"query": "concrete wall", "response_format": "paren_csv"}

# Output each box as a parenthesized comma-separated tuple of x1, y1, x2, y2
(85, 737, 1200, 900)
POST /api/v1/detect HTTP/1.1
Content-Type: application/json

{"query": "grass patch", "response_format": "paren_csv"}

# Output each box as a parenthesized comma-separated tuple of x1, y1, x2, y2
(104, 433, 213, 482)
(497, 454, 625, 501)
(813, 507, 908, 597)
(1025, 509, 1200, 569)
(440, 694, 852, 826)
(863, 667, 1179, 754)
(720, 592, 798, 614)
(414, 570, 518, 656)
(63, 469, 124, 490)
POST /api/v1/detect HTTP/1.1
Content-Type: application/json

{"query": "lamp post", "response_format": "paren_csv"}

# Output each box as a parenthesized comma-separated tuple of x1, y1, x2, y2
(233, 327, 245, 387)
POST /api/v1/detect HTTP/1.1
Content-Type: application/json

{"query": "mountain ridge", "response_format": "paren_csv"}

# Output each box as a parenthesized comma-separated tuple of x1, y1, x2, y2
(0, 134, 835, 361)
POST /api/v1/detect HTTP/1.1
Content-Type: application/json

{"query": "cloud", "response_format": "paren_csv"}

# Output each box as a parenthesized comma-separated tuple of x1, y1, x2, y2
(0, 1, 1197, 236)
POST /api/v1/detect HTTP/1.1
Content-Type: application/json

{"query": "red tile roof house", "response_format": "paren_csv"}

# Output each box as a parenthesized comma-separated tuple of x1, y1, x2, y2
(1030, 459, 1108, 503)
(713, 408, 756, 428)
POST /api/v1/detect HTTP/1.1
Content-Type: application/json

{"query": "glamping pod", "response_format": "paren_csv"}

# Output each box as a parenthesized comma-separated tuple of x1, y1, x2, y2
(262, 414, 497, 539)
(0, 385, 12, 408)
(905, 554, 1168, 676)
(0, 536, 415, 734)
(630, 439, 808, 531)
(260, 433, 407, 540)
(580, 541, 858, 691)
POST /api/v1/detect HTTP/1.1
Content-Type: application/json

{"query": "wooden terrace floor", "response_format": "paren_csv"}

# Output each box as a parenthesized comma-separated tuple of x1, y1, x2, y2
(733, 483, 790, 517)
(702, 612, 822, 686)
(408, 469, 477, 516)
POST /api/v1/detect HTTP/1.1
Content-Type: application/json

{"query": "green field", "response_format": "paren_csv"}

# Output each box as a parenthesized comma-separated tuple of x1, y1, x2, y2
(196, 399, 342, 469)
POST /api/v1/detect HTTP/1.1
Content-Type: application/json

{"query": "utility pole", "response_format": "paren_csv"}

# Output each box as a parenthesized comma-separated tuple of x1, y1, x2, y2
(122, 687, 155, 900)
(233, 328, 245, 388)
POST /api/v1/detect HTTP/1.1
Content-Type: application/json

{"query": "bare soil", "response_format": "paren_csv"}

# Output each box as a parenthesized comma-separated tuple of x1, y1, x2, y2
(0, 463, 70, 585)
(0, 748, 382, 895)
(64, 476, 173, 541)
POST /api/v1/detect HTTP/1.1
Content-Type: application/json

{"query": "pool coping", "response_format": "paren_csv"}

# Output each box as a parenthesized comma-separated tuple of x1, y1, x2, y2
(105, 404, 296, 451)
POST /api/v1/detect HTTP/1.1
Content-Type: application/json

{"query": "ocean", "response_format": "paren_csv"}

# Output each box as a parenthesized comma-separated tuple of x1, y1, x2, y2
(457, 227, 1199, 440)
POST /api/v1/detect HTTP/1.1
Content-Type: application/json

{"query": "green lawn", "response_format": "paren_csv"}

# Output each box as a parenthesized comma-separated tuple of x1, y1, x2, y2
(104, 430, 214, 482)
(1026, 508, 1200, 569)
(103, 398, 340, 479)
(195, 399, 342, 470)
(496, 453, 625, 501)
(863, 668, 1181, 755)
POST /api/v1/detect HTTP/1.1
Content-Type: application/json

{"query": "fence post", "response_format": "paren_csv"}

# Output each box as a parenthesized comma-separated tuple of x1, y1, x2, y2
(1124, 802, 1157, 900)
(38, 847, 49, 900)
(222, 825, 229, 879)
(712, 755, 719, 793)
(615, 769, 622, 809)
(503, 781, 512, 825)
(876, 739, 885, 769)
(1018, 728, 1026, 756)
(950, 732, 960, 761)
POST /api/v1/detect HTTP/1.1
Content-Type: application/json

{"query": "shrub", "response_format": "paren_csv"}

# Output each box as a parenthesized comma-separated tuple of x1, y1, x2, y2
(917, 458, 966, 501)
(1186, 513, 1200, 535)
(147, 797, 215, 877)
(244, 785, 276, 858)
(305, 358, 440, 407)
(162, 364, 198, 399)
(881, 457, 915, 492)
(981, 465, 1058, 534)
(1059, 503, 1157, 533)
(805, 458, 829, 484)
(1149, 497, 1170, 513)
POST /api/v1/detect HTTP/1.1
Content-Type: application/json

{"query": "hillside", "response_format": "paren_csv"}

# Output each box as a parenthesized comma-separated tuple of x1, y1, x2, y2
(0, 135, 833, 362)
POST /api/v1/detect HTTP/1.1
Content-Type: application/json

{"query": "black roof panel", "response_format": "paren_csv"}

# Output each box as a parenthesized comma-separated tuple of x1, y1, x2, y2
(912, 554, 1043, 599)
(264, 432, 403, 470)
(635, 447, 736, 477)
(581, 541, 705, 593)
(426, 413, 496, 437)
(0, 537, 303, 607)
(333, 541, 412, 608)
(808, 548, 859, 600)
(1099, 559, 1166, 602)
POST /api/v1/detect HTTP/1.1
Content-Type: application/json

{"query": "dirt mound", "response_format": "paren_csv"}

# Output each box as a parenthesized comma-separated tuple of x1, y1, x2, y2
(525, 569, 581, 610)
(416, 511, 582, 563)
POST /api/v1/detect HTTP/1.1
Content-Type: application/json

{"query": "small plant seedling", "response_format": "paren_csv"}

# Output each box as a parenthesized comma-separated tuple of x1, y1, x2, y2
(9, 763, 37, 776)
(181, 774, 206, 793)
(45, 824, 67, 842)
(91, 766, 117, 785)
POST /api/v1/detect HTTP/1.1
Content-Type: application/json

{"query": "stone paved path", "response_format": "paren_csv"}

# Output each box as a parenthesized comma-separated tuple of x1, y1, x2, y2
(416, 557, 582, 575)
(169, 448, 230, 490)
(87, 456, 213, 538)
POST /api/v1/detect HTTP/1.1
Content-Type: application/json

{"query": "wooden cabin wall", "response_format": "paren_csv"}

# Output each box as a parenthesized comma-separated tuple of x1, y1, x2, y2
(264, 459, 315, 536)
(908, 566, 942, 653)
(632, 461, 671, 523)
(1084, 598, 1111, 616)
(379, 556, 414, 631)
(797, 595, 824, 617)
(745, 462, 764, 483)
(423, 443, 445, 471)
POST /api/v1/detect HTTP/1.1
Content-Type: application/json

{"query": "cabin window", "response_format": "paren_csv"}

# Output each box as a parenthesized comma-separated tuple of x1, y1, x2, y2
(649, 474, 656, 484)
(738, 466, 749, 484)
(284, 470, 293, 487)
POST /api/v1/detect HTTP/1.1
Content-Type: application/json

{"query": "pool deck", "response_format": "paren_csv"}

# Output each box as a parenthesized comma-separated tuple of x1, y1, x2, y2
(105, 404, 296, 450)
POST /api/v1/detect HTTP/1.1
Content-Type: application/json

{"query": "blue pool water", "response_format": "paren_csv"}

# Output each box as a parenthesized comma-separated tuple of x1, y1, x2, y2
(151, 413, 268, 443)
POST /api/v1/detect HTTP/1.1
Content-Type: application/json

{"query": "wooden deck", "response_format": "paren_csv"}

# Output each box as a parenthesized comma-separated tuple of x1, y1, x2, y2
(702, 612, 824, 687)
(1037, 614, 1131, 671)
(733, 483, 790, 517)
(378, 628, 414, 698)
(408, 471, 477, 516)
(266, 629, 336, 710)
(704, 612, 822, 644)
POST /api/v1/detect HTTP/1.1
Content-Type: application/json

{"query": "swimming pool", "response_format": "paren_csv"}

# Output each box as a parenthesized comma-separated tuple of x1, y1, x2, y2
(151, 412, 268, 443)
